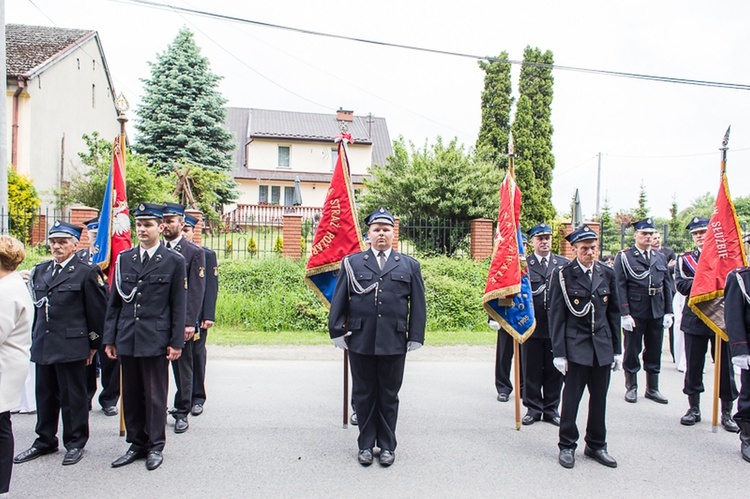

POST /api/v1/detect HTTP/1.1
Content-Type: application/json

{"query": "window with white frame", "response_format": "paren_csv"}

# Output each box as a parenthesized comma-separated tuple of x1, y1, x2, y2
(258, 185, 269, 203)
(331, 148, 338, 170)
(278, 146, 290, 168)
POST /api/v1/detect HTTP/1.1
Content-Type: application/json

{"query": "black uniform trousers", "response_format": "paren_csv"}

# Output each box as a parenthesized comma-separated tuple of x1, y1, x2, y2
(192, 329, 208, 406)
(349, 351, 406, 452)
(33, 360, 89, 451)
(495, 331, 522, 396)
(559, 360, 611, 451)
(623, 317, 664, 374)
(85, 348, 121, 409)
(121, 355, 170, 453)
(86, 355, 98, 408)
(683, 334, 738, 401)
(171, 339, 194, 419)
(521, 338, 562, 418)
(0, 412, 12, 493)
(735, 368, 750, 422)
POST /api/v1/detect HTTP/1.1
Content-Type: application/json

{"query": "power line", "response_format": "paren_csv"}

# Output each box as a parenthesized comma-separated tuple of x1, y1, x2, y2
(112, 0, 750, 91)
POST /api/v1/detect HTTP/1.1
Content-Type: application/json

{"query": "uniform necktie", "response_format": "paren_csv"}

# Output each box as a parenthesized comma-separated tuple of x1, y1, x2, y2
(378, 251, 386, 270)
(541, 257, 548, 272)
(166, 241, 172, 249)
(585, 269, 592, 281)
(645, 250, 650, 262)
(52, 264, 62, 278)
(142, 252, 150, 266)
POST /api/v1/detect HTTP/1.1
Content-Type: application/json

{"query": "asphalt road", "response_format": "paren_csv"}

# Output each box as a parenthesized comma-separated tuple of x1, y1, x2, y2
(8, 344, 747, 498)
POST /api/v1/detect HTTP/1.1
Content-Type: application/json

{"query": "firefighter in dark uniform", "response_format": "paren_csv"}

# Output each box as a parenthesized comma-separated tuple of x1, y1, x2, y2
(13, 221, 107, 467)
(79, 217, 120, 417)
(328, 208, 426, 467)
(548, 225, 621, 469)
(181, 214, 218, 417)
(725, 265, 750, 463)
(521, 223, 569, 426)
(105, 203, 187, 471)
(676, 216, 739, 431)
(614, 217, 674, 404)
(162, 203, 206, 433)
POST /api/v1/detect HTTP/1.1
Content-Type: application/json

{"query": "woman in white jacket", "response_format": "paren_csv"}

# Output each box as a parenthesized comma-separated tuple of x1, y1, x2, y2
(0, 235, 33, 498)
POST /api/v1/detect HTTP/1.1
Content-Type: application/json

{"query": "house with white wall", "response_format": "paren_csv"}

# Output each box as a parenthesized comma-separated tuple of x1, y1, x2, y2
(6, 24, 120, 210)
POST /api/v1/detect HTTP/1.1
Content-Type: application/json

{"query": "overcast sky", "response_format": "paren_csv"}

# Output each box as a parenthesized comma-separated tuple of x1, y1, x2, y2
(8, 0, 750, 220)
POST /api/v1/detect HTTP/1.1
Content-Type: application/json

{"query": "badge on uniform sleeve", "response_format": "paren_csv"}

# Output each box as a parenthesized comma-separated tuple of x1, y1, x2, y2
(89, 331, 100, 341)
(97, 275, 105, 287)
(184, 277, 188, 289)
(199, 267, 205, 278)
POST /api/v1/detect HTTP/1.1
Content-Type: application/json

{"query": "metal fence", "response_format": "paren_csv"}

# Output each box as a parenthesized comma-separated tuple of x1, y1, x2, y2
(398, 217, 472, 258)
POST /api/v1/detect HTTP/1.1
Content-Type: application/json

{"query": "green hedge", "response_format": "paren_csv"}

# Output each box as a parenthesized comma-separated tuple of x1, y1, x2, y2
(215, 256, 491, 332)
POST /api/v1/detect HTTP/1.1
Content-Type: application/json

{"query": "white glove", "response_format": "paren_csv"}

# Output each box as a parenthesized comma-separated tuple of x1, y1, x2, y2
(732, 355, 750, 370)
(407, 341, 422, 352)
(488, 320, 501, 331)
(553, 357, 568, 375)
(621, 315, 636, 331)
(662, 314, 674, 329)
(611, 354, 623, 372)
(332, 331, 352, 350)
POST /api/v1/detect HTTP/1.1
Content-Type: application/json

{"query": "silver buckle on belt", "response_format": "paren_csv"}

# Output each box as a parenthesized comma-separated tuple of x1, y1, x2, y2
(648, 287, 662, 296)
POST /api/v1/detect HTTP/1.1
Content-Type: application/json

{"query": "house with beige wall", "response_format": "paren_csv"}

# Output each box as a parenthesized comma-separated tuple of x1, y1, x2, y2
(224, 107, 391, 217)
(6, 24, 120, 210)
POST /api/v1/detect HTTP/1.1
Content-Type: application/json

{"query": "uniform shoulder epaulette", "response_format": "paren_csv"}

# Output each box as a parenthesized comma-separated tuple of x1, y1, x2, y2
(34, 258, 53, 269)
(732, 266, 750, 275)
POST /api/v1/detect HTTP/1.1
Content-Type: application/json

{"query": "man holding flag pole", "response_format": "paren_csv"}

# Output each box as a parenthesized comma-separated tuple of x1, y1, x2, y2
(688, 127, 747, 435)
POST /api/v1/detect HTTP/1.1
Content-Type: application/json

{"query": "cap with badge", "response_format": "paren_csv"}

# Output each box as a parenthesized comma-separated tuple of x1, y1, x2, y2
(48, 220, 83, 240)
(565, 224, 598, 244)
(134, 202, 165, 220)
(365, 207, 395, 227)
(528, 223, 553, 238)
(184, 214, 199, 228)
(83, 217, 100, 233)
(686, 216, 709, 233)
(163, 202, 186, 217)
(631, 217, 656, 233)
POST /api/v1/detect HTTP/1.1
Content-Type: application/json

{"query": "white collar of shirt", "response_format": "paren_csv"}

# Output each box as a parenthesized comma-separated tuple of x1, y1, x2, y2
(534, 252, 550, 263)
(166, 235, 183, 247)
(55, 255, 75, 270)
(578, 261, 594, 274)
(634, 244, 649, 258)
(140, 244, 159, 259)
(371, 247, 392, 260)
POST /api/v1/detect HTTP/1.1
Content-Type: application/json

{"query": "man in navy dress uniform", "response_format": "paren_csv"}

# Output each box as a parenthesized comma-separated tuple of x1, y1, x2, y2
(328, 208, 426, 467)
(79, 217, 120, 417)
(723, 265, 750, 463)
(162, 203, 206, 433)
(548, 225, 621, 469)
(676, 217, 738, 431)
(14, 221, 107, 467)
(104, 203, 187, 471)
(521, 223, 569, 426)
(181, 214, 218, 417)
(614, 217, 674, 404)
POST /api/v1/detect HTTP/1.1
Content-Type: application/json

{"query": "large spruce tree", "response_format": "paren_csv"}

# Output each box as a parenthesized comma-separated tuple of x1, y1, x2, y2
(511, 46, 556, 228)
(134, 28, 235, 178)
(476, 52, 513, 167)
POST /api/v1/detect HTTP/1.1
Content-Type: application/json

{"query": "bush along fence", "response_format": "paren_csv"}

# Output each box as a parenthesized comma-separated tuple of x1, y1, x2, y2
(3, 206, 747, 261)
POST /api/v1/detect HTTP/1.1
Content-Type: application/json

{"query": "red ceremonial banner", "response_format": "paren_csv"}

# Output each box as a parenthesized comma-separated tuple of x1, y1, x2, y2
(688, 171, 747, 341)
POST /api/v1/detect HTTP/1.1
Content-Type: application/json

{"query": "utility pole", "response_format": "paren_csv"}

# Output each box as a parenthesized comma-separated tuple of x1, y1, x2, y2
(0, 1, 8, 233)
(595, 152, 602, 217)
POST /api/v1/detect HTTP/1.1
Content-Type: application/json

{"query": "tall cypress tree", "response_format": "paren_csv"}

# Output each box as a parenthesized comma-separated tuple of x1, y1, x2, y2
(134, 28, 235, 177)
(512, 46, 555, 227)
(476, 53, 514, 168)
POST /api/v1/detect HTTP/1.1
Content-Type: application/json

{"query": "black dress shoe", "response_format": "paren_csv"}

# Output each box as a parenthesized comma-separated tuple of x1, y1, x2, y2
(357, 448, 373, 466)
(497, 393, 510, 403)
(558, 448, 575, 469)
(350, 412, 358, 426)
(62, 448, 84, 466)
(584, 446, 618, 468)
(379, 449, 395, 467)
(522, 414, 540, 426)
(102, 406, 118, 417)
(111, 450, 145, 468)
(146, 451, 163, 470)
(191, 404, 204, 416)
(13, 446, 57, 464)
(174, 418, 189, 434)
(543, 415, 561, 427)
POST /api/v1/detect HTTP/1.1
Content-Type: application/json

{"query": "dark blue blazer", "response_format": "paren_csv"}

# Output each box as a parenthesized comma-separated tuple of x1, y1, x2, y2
(614, 246, 674, 319)
(526, 253, 569, 339)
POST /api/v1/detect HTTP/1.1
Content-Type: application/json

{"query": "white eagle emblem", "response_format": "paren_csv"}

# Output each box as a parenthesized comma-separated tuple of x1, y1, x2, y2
(113, 202, 131, 236)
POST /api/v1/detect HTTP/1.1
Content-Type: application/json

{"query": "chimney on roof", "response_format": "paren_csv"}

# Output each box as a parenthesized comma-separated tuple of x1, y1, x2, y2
(336, 107, 354, 122)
